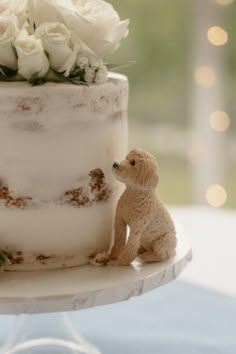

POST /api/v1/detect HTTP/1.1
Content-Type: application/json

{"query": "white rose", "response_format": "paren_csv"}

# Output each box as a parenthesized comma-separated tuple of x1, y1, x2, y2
(0, 15, 18, 70)
(0, 0, 28, 28)
(15, 29, 49, 80)
(28, 0, 129, 59)
(35, 22, 79, 76)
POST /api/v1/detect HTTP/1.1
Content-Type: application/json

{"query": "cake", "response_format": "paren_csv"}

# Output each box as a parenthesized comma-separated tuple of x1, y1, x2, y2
(0, 0, 129, 271)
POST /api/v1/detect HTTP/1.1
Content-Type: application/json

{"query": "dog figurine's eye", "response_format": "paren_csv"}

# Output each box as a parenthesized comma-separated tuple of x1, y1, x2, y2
(129, 159, 136, 166)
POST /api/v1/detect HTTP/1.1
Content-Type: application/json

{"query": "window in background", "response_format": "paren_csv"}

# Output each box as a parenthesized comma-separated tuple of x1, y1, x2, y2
(109, 0, 236, 208)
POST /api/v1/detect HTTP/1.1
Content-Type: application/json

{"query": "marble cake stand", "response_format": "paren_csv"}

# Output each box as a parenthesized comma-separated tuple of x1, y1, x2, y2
(0, 233, 192, 354)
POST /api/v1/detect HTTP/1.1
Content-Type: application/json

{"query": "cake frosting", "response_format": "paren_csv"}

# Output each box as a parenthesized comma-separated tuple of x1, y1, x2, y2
(0, 73, 128, 271)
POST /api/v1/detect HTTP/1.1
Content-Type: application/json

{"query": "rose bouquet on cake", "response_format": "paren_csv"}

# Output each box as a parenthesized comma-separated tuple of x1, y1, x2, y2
(0, 0, 129, 85)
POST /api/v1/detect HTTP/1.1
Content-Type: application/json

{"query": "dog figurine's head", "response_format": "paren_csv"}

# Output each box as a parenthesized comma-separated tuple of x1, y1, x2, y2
(112, 149, 159, 189)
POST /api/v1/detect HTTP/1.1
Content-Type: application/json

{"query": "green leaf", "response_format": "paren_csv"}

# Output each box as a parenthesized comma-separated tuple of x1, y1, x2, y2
(0, 64, 25, 83)
(2, 74, 25, 82)
(45, 69, 88, 86)
(106, 60, 136, 71)
(28, 72, 46, 86)
(0, 68, 6, 77)
(0, 65, 17, 77)
(0, 250, 10, 270)
(0, 71, 25, 83)
(44, 69, 71, 84)
(69, 66, 84, 78)
(68, 66, 88, 85)
(11, 45, 18, 59)
(0, 67, 89, 86)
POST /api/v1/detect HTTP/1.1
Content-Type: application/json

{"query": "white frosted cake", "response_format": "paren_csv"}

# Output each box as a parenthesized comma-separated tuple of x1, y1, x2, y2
(0, 74, 128, 270)
(0, 0, 130, 270)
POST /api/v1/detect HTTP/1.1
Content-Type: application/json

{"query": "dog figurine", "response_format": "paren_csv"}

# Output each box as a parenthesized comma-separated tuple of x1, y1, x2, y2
(90, 148, 177, 266)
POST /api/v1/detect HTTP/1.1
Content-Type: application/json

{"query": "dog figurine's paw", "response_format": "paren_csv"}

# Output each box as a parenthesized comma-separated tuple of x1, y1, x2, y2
(108, 259, 120, 266)
(89, 252, 110, 266)
(108, 258, 131, 266)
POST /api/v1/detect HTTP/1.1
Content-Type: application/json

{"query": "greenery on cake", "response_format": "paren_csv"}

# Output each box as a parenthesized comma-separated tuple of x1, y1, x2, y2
(0, 0, 129, 86)
(0, 250, 10, 270)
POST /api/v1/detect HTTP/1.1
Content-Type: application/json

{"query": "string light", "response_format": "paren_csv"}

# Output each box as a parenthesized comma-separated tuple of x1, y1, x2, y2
(207, 26, 228, 46)
(200, 4, 230, 208)
(206, 185, 227, 207)
(194, 66, 216, 88)
(215, 0, 234, 5)
(210, 111, 230, 132)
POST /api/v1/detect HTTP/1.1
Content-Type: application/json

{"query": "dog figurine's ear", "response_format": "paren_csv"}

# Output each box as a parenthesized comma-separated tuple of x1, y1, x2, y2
(149, 160, 159, 188)
(138, 157, 159, 189)
(147, 158, 159, 188)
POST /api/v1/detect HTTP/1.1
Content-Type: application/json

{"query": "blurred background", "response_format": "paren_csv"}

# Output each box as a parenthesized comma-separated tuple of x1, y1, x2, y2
(0, 3, 235, 354)
(109, 0, 236, 209)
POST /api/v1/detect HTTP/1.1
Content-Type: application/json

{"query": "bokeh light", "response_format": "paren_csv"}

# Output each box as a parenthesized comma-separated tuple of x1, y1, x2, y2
(210, 111, 230, 132)
(194, 66, 216, 88)
(206, 185, 227, 207)
(215, 0, 234, 5)
(207, 26, 228, 46)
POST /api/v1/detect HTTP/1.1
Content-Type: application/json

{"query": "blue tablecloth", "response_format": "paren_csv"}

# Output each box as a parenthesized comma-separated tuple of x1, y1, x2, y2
(69, 281, 236, 354)
(1, 281, 235, 354)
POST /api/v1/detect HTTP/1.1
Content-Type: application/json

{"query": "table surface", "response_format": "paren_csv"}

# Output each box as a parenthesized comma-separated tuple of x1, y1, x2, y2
(0, 232, 191, 315)
(175, 207, 236, 297)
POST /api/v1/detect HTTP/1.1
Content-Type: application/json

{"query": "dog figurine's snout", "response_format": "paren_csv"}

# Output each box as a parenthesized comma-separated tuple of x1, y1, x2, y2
(113, 162, 119, 169)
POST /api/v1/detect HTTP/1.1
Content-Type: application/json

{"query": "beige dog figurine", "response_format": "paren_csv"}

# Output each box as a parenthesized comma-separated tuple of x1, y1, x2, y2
(91, 148, 177, 266)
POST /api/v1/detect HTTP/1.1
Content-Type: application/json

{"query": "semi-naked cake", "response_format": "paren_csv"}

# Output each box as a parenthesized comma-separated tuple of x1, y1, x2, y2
(0, 74, 128, 270)
(0, 0, 130, 270)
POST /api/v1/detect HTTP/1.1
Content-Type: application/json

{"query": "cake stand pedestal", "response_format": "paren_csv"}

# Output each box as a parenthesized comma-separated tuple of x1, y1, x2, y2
(0, 233, 192, 354)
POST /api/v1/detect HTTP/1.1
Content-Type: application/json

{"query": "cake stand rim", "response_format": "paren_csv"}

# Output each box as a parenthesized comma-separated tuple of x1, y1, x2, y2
(0, 233, 192, 315)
